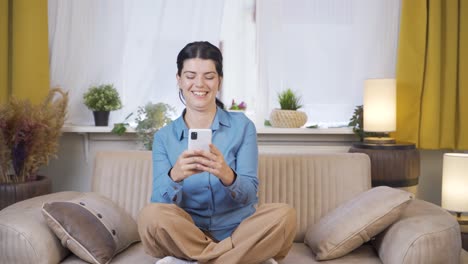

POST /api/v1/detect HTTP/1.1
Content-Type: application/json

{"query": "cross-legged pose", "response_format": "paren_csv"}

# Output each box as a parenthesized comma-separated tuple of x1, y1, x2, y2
(138, 41, 297, 264)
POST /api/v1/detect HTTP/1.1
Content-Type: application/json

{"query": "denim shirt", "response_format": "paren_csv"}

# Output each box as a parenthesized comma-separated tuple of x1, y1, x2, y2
(151, 107, 259, 241)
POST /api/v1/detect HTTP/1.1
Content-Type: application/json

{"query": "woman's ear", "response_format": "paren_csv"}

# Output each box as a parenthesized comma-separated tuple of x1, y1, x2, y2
(176, 73, 181, 89)
(218, 77, 223, 92)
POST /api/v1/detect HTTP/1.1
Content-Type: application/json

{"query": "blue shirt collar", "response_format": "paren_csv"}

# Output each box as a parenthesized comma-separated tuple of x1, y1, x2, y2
(174, 107, 231, 141)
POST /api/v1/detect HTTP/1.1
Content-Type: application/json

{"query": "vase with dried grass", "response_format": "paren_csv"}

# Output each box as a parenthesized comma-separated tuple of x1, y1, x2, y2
(0, 88, 68, 210)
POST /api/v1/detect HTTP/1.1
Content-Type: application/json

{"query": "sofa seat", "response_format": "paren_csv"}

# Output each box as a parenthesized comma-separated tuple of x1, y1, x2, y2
(282, 243, 381, 264)
(60, 242, 382, 264)
(61, 243, 154, 264)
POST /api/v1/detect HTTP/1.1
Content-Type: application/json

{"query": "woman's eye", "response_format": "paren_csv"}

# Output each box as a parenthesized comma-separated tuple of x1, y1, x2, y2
(186, 75, 195, 79)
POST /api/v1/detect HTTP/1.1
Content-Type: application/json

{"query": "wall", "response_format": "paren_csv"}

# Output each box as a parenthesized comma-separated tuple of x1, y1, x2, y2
(39, 131, 446, 206)
(418, 149, 446, 205)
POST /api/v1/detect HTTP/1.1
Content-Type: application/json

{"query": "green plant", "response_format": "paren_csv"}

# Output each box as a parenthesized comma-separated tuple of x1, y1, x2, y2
(348, 105, 380, 141)
(111, 113, 134, 136)
(277, 88, 303, 110)
(0, 88, 68, 183)
(135, 102, 175, 150)
(83, 84, 122, 111)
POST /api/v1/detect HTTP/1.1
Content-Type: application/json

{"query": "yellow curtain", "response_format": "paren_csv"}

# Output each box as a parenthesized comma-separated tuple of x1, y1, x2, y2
(395, 0, 468, 150)
(0, 0, 49, 104)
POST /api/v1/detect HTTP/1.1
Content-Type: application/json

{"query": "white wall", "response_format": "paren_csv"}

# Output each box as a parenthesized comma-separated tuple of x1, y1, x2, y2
(418, 150, 446, 205)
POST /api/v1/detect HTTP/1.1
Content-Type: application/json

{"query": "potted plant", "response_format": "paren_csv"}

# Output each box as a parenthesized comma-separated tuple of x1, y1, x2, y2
(0, 88, 68, 210)
(111, 102, 175, 150)
(229, 99, 247, 111)
(348, 105, 380, 141)
(134, 102, 175, 150)
(83, 84, 122, 126)
(269, 88, 307, 128)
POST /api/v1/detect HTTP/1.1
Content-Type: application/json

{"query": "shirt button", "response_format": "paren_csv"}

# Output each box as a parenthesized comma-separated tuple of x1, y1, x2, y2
(207, 186, 211, 190)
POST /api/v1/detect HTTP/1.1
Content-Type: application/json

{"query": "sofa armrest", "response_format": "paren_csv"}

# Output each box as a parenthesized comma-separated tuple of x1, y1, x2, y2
(373, 199, 461, 264)
(0, 191, 82, 264)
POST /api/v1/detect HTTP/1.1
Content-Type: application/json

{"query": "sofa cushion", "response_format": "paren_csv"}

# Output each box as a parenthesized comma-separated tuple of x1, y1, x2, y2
(0, 191, 81, 264)
(304, 186, 413, 260)
(42, 192, 140, 264)
(373, 199, 461, 264)
(257, 152, 372, 242)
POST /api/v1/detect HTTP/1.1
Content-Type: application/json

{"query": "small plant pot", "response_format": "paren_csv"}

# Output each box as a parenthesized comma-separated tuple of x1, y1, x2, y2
(93, 111, 110, 126)
(270, 109, 308, 128)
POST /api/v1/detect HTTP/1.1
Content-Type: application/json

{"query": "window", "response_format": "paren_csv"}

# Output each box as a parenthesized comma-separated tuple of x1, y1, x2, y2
(256, 0, 401, 127)
(49, 0, 401, 128)
(49, 0, 225, 125)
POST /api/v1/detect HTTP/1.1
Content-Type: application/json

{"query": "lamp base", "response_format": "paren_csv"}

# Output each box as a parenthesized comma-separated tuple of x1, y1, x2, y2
(363, 137, 396, 144)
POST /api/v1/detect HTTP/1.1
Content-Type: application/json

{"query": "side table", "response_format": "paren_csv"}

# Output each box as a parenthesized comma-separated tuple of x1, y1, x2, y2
(349, 142, 420, 196)
(458, 216, 468, 251)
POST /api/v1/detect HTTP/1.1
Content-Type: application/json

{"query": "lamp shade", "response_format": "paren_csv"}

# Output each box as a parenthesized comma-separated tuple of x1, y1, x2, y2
(442, 153, 468, 213)
(363, 79, 396, 132)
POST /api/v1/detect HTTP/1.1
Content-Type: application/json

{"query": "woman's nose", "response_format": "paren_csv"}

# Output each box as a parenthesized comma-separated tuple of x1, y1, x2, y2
(195, 76, 204, 87)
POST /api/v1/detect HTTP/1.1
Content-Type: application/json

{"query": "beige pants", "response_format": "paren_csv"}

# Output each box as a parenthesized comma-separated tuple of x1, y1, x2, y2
(137, 203, 297, 264)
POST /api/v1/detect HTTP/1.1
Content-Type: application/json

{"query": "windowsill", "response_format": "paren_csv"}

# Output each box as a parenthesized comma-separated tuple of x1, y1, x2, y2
(62, 124, 354, 135)
(62, 124, 135, 133)
(257, 127, 354, 134)
(62, 124, 357, 162)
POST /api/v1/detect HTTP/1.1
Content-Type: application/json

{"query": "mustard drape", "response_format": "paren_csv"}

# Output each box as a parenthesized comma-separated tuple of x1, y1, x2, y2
(0, 0, 49, 104)
(395, 0, 468, 150)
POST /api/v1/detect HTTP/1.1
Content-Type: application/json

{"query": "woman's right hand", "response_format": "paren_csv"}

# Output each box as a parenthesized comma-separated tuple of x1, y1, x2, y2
(170, 150, 204, 182)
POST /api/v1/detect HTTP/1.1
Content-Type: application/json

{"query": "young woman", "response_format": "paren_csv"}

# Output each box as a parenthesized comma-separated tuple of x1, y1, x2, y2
(137, 41, 296, 264)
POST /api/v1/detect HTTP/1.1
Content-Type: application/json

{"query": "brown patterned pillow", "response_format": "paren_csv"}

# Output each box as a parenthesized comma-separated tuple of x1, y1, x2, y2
(42, 192, 140, 264)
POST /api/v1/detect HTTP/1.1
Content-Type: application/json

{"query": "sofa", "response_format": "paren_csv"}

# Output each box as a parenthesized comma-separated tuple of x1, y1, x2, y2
(0, 151, 463, 264)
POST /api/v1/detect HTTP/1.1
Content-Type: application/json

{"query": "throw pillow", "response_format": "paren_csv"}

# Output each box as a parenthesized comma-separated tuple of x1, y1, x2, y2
(304, 186, 413, 260)
(41, 192, 140, 264)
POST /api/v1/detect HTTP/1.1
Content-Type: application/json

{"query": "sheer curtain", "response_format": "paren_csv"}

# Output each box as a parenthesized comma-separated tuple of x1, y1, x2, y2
(48, 0, 225, 126)
(219, 0, 257, 123)
(256, 0, 401, 127)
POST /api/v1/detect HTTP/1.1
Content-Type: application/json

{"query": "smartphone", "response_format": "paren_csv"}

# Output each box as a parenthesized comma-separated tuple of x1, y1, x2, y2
(188, 129, 212, 151)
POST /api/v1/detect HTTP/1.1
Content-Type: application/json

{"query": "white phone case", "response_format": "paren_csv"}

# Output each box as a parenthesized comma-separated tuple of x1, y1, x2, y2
(188, 129, 212, 151)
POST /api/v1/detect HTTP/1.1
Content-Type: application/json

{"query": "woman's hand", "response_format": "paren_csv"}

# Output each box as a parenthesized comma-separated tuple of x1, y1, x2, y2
(193, 144, 235, 186)
(170, 144, 235, 185)
(170, 150, 204, 182)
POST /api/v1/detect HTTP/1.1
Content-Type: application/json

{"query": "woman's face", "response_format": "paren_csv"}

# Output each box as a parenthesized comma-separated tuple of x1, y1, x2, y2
(177, 58, 221, 112)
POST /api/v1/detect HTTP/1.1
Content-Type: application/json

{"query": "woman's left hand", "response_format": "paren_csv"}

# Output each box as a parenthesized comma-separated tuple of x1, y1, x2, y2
(193, 144, 235, 186)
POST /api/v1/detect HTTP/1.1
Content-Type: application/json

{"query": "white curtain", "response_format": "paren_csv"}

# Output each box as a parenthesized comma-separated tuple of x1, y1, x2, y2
(256, 0, 401, 127)
(219, 0, 257, 123)
(48, 0, 225, 126)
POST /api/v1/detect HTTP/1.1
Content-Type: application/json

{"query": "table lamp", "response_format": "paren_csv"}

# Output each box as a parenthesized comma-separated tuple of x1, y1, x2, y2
(363, 78, 396, 144)
(442, 153, 468, 217)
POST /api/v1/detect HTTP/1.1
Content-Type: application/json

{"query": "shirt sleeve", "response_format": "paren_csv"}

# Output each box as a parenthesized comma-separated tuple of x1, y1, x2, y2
(150, 131, 183, 204)
(223, 120, 259, 205)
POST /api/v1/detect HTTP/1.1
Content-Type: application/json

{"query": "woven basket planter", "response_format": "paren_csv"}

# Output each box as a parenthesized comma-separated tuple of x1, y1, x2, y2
(269, 109, 308, 128)
(0, 175, 51, 210)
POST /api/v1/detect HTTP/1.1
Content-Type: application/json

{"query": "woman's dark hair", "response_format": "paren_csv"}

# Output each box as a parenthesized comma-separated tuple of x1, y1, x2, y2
(177, 41, 224, 109)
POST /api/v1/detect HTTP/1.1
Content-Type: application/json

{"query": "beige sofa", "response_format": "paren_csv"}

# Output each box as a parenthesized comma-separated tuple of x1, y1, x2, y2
(0, 151, 462, 264)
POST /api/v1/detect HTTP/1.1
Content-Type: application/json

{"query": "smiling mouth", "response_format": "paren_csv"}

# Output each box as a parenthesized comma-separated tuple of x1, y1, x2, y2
(192, 91, 208, 97)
